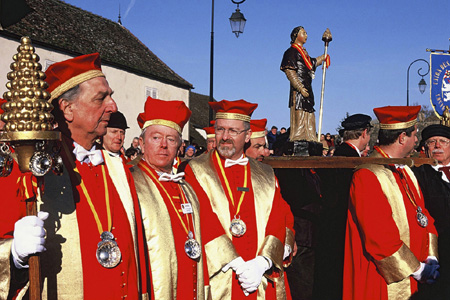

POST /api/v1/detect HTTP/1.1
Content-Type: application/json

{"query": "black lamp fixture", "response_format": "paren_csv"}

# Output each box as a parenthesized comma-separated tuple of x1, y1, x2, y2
(229, 0, 246, 38)
(418, 77, 427, 94)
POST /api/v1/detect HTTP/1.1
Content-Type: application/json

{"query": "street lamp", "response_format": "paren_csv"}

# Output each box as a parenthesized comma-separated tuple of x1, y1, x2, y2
(209, 0, 247, 122)
(229, 1, 247, 38)
(407, 59, 430, 106)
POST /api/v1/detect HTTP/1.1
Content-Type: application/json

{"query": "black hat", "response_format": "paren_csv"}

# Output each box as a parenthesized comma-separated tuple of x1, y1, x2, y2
(339, 114, 372, 136)
(108, 111, 129, 130)
(421, 124, 450, 142)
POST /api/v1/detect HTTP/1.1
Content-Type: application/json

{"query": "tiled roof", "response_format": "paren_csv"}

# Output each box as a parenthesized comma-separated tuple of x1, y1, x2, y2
(189, 91, 215, 146)
(1, 0, 192, 89)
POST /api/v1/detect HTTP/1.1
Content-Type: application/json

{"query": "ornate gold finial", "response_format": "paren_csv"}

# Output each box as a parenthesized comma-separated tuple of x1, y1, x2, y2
(1, 36, 60, 173)
(441, 106, 450, 127)
(322, 28, 332, 43)
(2, 36, 55, 134)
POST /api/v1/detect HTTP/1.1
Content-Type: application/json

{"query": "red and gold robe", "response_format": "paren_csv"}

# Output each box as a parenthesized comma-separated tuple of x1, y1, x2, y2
(185, 150, 287, 300)
(132, 159, 208, 300)
(0, 138, 149, 299)
(343, 150, 438, 300)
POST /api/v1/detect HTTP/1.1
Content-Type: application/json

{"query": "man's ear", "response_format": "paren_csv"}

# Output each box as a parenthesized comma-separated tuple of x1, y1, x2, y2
(59, 98, 74, 122)
(139, 136, 145, 154)
(245, 129, 252, 143)
(398, 132, 407, 145)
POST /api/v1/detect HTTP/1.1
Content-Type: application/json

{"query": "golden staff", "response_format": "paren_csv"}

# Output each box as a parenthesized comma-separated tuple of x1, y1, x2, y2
(0, 37, 61, 300)
(317, 28, 332, 142)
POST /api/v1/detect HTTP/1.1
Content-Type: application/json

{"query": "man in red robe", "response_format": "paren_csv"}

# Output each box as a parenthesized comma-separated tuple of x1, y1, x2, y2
(131, 96, 212, 299)
(0, 53, 149, 299)
(343, 105, 439, 300)
(184, 100, 288, 300)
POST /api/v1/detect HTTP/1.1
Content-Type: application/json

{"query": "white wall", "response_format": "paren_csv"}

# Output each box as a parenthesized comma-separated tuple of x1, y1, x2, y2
(0, 35, 190, 148)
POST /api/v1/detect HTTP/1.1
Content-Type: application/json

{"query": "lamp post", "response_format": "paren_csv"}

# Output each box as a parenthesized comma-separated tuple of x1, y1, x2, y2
(407, 59, 430, 106)
(209, 0, 247, 122)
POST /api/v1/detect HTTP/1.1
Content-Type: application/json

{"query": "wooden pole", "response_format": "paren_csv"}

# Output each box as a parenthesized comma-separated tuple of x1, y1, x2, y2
(25, 178, 42, 300)
(263, 156, 436, 169)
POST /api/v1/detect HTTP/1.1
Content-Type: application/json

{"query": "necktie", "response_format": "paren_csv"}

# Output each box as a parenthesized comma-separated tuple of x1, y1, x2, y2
(438, 166, 450, 182)
(224, 156, 249, 168)
(158, 172, 185, 182)
(73, 143, 104, 166)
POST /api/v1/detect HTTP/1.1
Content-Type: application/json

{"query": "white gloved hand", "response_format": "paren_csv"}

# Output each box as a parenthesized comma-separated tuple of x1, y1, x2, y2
(222, 256, 245, 272)
(11, 211, 49, 269)
(283, 244, 292, 260)
(236, 256, 272, 294)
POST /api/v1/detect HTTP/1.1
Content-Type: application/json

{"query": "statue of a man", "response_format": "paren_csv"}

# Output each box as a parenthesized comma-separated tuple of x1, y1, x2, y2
(281, 26, 328, 142)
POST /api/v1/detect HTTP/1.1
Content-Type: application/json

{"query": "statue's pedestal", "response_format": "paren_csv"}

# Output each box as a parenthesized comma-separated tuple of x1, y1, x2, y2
(292, 140, 323, 157)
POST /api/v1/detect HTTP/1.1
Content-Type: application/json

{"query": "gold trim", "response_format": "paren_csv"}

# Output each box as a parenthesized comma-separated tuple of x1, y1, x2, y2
(284, 228, 295, 268)
(39, 161, 84, 298)
(379, 119, 417, 130)
(429, 233, 439, 259)
(207, 134, 215, 139)
(251, 131, 266, 139)
(49, 69, 105, 101)
(376, 243, 419, 284)
(205, 234, 239, 276)
(258, 235, 284, 274)
(216, 112, 251, 122)
(0, 239, 13, 299)
(387, 277, 411, 300)
(142, 119, 182, 134)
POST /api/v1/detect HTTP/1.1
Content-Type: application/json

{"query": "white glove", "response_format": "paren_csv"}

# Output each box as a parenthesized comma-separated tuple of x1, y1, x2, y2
(236, 256, 272, 294)
(11, 211, 49, 269)
(283, 244, 292, 260)
(222, 256, 245, 272)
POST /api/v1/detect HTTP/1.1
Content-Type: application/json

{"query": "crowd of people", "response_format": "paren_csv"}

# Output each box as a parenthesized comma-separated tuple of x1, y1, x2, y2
(0, 52, 448, 300)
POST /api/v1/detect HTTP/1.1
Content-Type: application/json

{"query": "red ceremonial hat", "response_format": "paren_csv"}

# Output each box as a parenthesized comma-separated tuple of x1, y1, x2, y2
(203, 126, 215, 139)
(250, 118, 267, 139)
(209, 99, 258, 122)
(45, 53, 105, 102)
(0, 98, 7, 115)
(137, 96, 191, 134)
(373, 106, 421, 130)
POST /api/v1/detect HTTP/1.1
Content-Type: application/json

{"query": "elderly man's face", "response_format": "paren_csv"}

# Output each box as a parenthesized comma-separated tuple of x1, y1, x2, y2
(426, 135, 450, 165)
(206, 138, 216, 152)
(103, 127, 125, 153)
(140, 125, 180, 173)
(245, 137, 268, 162)
(69, 77, 117, 140)
(215, 119, 251, 160)
(132, 138, 139, 148)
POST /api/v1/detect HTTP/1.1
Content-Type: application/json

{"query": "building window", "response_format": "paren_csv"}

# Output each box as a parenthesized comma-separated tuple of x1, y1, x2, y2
(44, 59, 55, 71)
(145, 87, 158, 99)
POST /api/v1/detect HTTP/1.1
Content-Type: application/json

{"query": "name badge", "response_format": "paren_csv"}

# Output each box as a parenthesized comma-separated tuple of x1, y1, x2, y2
(181, 203, 193, 214)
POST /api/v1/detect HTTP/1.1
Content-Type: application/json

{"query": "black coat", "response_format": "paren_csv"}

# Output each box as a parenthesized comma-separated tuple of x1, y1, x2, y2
(412, 164, 450, 299)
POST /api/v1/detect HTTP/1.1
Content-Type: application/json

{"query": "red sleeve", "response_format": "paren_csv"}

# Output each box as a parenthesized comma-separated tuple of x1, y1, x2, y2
(350, 169, 404, 261)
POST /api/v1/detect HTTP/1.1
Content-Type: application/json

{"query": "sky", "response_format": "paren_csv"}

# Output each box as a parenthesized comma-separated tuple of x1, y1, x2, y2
(64, 0, 450, 135)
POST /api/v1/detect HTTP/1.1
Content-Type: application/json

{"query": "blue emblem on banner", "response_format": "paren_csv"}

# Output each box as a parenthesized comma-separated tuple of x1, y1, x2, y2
(431, 53, 450, 116)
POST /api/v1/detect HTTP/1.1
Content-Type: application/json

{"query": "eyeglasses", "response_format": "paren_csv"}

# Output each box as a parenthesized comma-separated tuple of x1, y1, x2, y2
(215, 127, 248, 137)
(425, 138, 450, 147)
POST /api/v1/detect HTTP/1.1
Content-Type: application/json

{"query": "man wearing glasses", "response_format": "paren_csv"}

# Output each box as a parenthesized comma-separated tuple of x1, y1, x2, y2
(413, 124, 450, 299)
(184, 100, 288, 299)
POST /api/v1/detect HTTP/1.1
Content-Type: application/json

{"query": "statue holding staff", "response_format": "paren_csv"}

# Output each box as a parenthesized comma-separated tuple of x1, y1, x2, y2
(280, 26, 330, 144)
